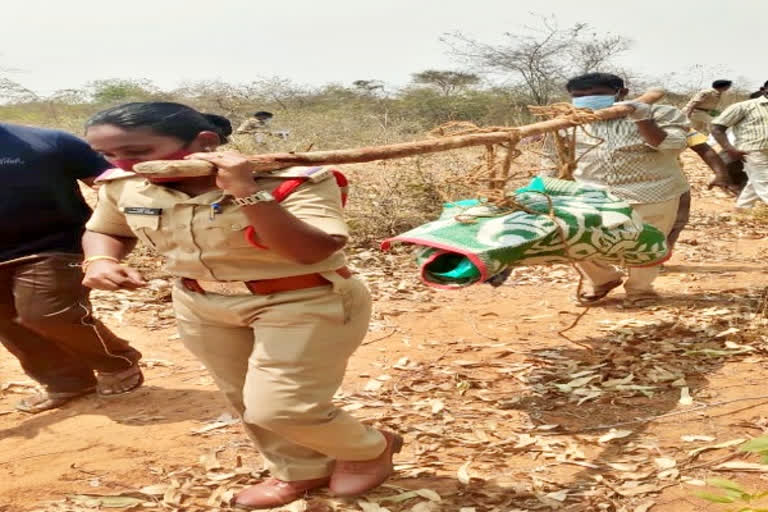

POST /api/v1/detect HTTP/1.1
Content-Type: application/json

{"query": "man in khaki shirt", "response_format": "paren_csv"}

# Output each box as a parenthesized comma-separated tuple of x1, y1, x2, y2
(683, 79, 732, 134)
(712, 93, 768, 208)
(683, 80, 733, 135)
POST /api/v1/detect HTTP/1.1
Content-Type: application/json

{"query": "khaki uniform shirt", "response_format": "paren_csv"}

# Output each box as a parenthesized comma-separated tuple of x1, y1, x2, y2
(565, 105, 690, 204)
(712, 97, 768, 152)
(86, 167, 348, 281)
(236, 119, 269, 135)
(683, 88, 722, 116)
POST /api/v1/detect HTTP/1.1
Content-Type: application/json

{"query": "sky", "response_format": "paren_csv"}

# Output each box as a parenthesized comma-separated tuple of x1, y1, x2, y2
(1, 0, 765, 96)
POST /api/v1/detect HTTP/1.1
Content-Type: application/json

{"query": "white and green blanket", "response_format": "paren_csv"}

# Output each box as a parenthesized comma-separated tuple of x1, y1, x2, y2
(382, 177, 668, 289)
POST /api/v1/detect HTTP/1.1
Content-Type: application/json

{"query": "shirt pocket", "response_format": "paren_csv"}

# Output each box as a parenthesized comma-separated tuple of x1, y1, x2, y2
(125, 214, 163, 250)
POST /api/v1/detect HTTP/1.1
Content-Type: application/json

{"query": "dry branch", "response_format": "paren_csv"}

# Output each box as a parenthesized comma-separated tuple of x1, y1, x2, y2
(134, 89, 665, 178)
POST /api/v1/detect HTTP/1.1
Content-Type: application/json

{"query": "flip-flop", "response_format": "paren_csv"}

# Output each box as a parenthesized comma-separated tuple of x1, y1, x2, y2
(96, 365, 144, 396)
(577, 279, 623, 305)
(16, 387, 96, 414)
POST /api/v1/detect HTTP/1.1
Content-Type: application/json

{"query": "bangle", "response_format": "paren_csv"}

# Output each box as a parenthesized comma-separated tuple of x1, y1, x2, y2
(82, 255, 120, 272)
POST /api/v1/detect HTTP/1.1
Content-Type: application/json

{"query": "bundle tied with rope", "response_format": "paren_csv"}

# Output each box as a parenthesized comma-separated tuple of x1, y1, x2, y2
(132, 89, 670, 289)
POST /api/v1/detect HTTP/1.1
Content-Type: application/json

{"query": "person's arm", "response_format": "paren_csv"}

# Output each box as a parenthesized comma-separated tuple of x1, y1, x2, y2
(689, 143, 741, 195)
(81, 231, 146, 290)
(189, 151, 346, 265)
(711, 124, 747, 161)
(682, 90, 705, 117)
(81, 183, 147, 290)
(621, 103, 687, 148)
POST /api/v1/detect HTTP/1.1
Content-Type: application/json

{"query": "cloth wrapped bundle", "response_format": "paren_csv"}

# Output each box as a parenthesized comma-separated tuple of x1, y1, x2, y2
(381, 177, 668, 289)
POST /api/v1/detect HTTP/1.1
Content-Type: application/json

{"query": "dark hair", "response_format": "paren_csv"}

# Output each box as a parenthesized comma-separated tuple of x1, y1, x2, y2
(750, 90, 764, 99)
(712, 79, 733, 89)
(566, 72, 625, 92)
(86, 102, 233, 144)
(253, 111, 273, 119)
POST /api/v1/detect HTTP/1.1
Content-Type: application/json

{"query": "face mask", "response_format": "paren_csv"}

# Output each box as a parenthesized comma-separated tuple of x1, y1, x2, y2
(572, 95, 616, 110)
(111, 147, 195, 183)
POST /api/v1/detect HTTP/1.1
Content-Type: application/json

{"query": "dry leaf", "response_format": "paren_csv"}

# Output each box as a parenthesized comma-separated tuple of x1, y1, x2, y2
(681, 435, 715, 443)
(713, 461, 768, 472)
(410, 502, 440, 512)
(358, 500, 391, 512)
(415, 489, 441, 502)
(598, 429, 633, 443)
(457, 461, 472, 485)
(429, 399, 445, 415)
(653, 457, 676, 470)
(364, 379, 383, 392)
(615, 483, 661, 497)
(688, 438, 746, 457)
(634, 499, 656, 512)
(678, 387, 693, 406)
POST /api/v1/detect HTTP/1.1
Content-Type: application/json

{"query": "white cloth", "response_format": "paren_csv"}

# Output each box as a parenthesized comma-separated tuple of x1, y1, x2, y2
(736, 150, 768, 208)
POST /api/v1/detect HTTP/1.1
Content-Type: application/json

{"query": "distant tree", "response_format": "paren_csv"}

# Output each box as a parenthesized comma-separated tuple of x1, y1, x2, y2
(442, 15, 631, 105)
(0, 77, 37, 102)
(411, 70, 480, 96)
(353, 80, 385, 95)
(87, 79, 158, 103)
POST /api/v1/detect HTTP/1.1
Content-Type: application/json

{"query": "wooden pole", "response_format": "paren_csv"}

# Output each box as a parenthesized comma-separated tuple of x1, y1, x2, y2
(133, 89, 665, 177)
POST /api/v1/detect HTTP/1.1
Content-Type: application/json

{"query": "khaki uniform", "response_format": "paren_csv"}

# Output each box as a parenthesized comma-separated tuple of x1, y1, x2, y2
(86, 167, 385, 480)
(236, 119, 270, 144)
(683, 88, 722, 134)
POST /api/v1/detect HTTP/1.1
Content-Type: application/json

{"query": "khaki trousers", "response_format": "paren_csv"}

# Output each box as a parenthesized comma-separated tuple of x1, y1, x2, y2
(736, 150, 768, 209)
(172, 273, 385, 481)
(576, 196, 680, 295)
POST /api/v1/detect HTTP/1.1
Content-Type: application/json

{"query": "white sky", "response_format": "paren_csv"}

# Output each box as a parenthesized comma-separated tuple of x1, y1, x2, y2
(2, 0, 765, 95)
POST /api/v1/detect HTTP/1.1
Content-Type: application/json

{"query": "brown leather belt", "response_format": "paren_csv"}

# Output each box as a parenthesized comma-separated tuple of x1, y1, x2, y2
(181, 267, 351, 296)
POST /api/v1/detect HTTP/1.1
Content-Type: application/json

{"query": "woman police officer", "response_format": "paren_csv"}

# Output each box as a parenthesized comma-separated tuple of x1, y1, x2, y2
(81, 102, 401, 509)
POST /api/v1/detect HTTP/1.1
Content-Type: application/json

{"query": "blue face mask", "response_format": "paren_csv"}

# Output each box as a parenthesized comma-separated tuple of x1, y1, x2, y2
(572, 95, 616, 110)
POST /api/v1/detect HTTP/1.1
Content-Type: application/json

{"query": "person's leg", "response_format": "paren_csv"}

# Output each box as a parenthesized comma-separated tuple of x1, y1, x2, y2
(667, 191, 691, 250)
(574, 261, 623, 302)
(13, 254, 142, 396)
(625, 197, 680, 296)
(736, 151, 768, 209)
(174, 287, 332, 469)
(0, 258, 98, 398)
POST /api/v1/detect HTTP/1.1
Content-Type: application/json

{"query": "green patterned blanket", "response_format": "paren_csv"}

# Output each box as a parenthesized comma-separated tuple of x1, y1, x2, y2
(381, 177, 668, 289)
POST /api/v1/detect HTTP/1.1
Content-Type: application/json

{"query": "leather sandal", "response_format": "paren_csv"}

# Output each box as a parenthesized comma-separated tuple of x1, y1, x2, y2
(577, 279, 623, 305)
(96, 365, 144, 396)
(16, 387, 96, 414)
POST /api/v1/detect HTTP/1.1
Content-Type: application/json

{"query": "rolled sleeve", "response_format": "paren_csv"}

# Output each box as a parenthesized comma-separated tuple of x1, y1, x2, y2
(280, 177, 349, 238)
(713, 103, 745, 128)
(85, 183, 136, 238)
(653, 106, 689, 150)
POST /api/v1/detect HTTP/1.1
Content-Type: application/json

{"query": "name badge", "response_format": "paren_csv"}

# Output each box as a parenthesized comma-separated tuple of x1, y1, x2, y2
(123, 207, 162, 215)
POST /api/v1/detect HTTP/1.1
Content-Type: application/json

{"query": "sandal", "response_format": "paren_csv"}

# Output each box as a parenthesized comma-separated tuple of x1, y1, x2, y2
(96, 365, 144, 396)
(16, 387, 96, 414)
(577, 279, 623, 305)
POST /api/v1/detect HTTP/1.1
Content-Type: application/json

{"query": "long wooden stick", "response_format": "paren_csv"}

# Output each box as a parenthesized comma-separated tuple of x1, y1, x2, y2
(133, 89, 664, 177)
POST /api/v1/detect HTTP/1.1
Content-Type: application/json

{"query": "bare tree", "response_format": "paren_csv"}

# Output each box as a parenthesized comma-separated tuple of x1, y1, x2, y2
(442, 15, 631, 105)
(411, 70, 480, 96)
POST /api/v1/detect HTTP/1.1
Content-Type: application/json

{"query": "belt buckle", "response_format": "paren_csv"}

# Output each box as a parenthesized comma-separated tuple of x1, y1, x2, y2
(197, 280, 252, 296)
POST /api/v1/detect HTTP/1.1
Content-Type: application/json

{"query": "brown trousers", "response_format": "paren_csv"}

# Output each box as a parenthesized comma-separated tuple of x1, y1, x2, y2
(0, 253, 141, 393)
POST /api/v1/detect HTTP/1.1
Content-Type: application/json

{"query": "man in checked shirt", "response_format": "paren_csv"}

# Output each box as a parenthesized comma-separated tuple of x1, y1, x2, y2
(559, 73, 690, 305)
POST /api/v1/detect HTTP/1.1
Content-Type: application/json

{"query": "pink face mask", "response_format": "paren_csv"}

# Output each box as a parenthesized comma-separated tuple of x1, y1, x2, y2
(111, 148, 195, 183)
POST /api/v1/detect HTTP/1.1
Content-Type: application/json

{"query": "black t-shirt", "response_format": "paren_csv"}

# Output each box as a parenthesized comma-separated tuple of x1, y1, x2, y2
(0, 123, 111, 261)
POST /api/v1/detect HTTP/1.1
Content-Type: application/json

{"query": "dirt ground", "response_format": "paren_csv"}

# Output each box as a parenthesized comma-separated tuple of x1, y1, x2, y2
(3, 155, 768, 512)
